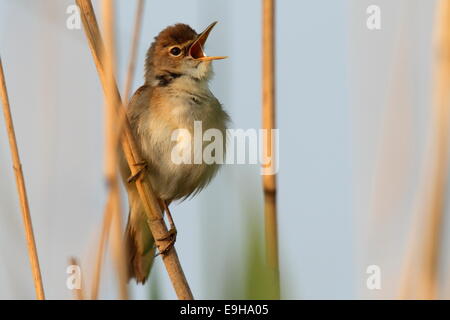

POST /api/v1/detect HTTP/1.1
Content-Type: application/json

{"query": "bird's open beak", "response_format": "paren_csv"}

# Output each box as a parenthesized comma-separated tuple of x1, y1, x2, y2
(189, 21, 227, 61)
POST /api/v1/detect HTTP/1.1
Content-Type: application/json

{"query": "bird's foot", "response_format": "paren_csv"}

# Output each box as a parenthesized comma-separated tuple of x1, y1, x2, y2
(127, 161, 148, 183)
(156, 227, 177, 256)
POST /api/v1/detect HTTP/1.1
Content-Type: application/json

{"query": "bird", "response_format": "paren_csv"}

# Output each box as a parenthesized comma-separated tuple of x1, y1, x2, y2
(121, 22, 230, 284)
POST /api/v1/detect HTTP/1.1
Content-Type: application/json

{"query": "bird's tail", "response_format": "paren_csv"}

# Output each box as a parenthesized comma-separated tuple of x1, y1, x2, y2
(125, 194, 155, 284)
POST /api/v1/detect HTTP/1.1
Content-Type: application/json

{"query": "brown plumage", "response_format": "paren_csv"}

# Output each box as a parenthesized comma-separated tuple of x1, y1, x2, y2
(121, 22, 229, 283)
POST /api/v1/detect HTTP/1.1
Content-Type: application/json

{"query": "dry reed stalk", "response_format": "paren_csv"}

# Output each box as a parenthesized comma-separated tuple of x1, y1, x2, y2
(69, 257, 85, 300)
(90, 195, 113, 299)
(101, 0, 128, 300)
(417, 0, 450, 299)
(262, 0, 280, 299)
(108, 183, 128, 299)
(123, 0, 145, 104)
(91, 1, 145, 299)
(0, 57, 45, 300)
(76, 0, 193, 299)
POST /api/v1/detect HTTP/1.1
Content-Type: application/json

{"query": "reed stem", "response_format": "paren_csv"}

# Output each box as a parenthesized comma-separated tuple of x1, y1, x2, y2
(0, 57, 45, 300)
(91, 0, 145, 299)
(419, 0, 450, 299)
(101, 0, 128, 300)
(123, 0, 145, 104)
(69, 257, 85, 300)
(91, 194, 113, 300)
(262, 0, 280, 299)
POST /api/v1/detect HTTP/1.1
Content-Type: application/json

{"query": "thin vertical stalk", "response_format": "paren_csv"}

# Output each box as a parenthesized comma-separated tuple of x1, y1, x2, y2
(69, 257, 85, 300)
(123, 0, 145, 104)
(76, 0, 193, 300)
(262, 0, 280, 299)
(90, 194, 113, 300)
(91, 0, 145, 299)
(101, 0, 128, 300)
(108, 183, 127, 299)
(419, 0, 450, 299)
(0, 57, 45, 300)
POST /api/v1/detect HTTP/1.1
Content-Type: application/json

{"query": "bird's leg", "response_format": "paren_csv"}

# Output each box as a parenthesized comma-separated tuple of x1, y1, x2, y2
(163, 200, 177, 235)
(156, 199, 177, 255)
(127, 161, 148, 183)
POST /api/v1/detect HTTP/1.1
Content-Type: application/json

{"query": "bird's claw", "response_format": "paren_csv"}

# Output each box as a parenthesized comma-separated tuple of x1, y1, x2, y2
(156, 227, 177, 256)
(127, 161, 148, 183)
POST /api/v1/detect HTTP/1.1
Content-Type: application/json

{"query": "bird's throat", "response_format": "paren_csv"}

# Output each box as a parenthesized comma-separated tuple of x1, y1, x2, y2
(154, 71, 183, 87)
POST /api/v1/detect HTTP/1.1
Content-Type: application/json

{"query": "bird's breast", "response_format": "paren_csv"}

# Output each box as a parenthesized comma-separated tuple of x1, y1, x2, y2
(138, 85, 228, 200)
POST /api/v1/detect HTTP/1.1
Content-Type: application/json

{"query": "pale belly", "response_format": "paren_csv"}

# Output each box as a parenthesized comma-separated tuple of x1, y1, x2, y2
(139, 95, 229, 201)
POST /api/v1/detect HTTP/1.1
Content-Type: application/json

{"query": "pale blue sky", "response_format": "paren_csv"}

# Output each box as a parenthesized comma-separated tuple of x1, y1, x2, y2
(0, 0, 440, 299)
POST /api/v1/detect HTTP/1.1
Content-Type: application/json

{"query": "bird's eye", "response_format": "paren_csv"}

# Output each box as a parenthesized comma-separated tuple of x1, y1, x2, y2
(169, 46, 182, 57)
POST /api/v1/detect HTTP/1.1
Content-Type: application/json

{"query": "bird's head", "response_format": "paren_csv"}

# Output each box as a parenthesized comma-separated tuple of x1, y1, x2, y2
(145, 22, 226, 85)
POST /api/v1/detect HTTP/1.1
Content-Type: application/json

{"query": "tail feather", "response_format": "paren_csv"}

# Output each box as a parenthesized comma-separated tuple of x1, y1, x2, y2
(125, 204, 155, 284)
(120, 144, 156, 284)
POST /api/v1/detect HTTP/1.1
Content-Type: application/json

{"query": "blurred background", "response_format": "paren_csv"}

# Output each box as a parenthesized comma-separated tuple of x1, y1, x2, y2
(0, 0, 448, 299)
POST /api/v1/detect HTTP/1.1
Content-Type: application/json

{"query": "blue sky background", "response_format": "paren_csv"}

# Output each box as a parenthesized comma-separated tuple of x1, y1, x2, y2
(0, 0, 442, 299)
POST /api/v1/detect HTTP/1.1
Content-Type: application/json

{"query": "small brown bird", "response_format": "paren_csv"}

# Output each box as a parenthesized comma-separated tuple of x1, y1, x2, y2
(121, 22, 230, 283)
